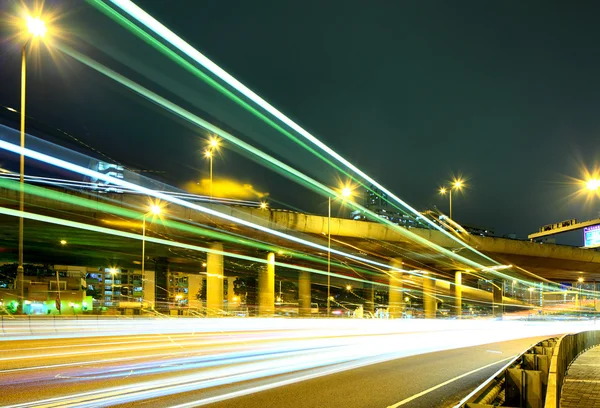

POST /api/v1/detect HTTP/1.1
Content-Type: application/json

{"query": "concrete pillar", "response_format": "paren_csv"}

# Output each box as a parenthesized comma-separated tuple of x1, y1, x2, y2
(299, 271, 311, 317)
(423, 276, 437, 319)
(155, 257, 169, 312)
(227, 277, 237, 311)
(258, 252, 275, 316)
(453, 271, 462, 317)
(389, 258, 403, 318)
(492, 280, 503, 318)
(143, 270, 155, 309)
(206, 242, 224, 313)
(188, 274, 202, 309)
(364, 282, 375, 314)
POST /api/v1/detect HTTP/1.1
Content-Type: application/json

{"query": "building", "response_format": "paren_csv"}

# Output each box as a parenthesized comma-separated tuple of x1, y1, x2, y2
(351, 185, 432, 229)
(0, 264, 90, 315)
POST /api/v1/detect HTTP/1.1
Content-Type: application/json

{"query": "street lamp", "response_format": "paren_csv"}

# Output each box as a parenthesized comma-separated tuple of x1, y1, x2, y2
(141, 204, 162, 289)
(327, 184, 354, 317)
(16, 15, 47, 314)
(204, 136, 220, 200)
(438, 179, 464, 219)
(260, 201, 268, 210)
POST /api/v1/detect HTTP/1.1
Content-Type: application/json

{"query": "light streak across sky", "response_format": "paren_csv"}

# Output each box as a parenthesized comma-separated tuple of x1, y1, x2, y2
(52, 41, 511, 280)
(96, 0, 500, 266)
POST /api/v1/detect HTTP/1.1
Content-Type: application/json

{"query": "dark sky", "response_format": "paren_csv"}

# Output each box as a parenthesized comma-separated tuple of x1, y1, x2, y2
(2, 0, 600, 243)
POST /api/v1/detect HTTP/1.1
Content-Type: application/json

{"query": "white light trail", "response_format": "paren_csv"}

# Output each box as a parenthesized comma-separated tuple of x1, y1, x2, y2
(107, 0, 499, 266)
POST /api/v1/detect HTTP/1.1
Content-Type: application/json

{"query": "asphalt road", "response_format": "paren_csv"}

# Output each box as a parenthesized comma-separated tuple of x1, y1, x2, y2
(0, 319, 565, 408)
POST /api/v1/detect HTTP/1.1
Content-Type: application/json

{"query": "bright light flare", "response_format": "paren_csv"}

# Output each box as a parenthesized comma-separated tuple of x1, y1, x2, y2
(341, 187, 352, 199)
(203, 149, 212, 159)
(453, 179, 464, 190)
(587, 179, 600, 191)
(208, 136, 220, 149)
(59, 239, 67, 245)
(259, 201, 268, 210)
(439, 187, 447, 195)
(150, 204, 162, 215)
(26, 16, 47, 37)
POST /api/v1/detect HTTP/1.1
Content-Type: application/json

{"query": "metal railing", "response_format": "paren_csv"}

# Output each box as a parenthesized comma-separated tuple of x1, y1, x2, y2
(456, 337, 558, 408)
(544, 330, 600, 408)
(456, 330, 600, 408)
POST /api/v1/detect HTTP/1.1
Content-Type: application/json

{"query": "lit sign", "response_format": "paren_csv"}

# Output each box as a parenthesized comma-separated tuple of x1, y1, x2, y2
(584, 224, 600, 247)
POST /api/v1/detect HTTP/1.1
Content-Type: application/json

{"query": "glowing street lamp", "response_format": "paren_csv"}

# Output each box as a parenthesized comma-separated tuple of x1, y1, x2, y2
(327, 184, 354, 317)
(260, 201, 268, 210)
(16, 14, 47, 314)
(345, 284, 352, 291)
(587, 179, 600, 191)
(438, 178, 465, 219)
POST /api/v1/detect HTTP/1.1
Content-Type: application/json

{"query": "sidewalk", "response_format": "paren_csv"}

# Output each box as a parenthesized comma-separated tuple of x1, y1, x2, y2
(561, 345, 600, 407)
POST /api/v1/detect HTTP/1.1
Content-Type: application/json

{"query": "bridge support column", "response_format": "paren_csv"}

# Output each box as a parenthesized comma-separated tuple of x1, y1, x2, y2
(423, 276, 437, 319)
(453, 271, 462, 317)
(258, 252, 275, 316)
(493, 280, 503, 318)
(364, 282, 375, 314)
(389, 258, 403, 318)
(299, 271, 311, 317)
(227, 277, 237, 311)
(207, 243, 224, 313)
(188, 274, 202, 309)
(155, 257, 169, 312)
(143, 269, 155, 309)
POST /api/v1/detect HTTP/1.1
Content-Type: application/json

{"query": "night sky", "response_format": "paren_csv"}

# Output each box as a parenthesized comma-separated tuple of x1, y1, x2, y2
(2, 1, 600, 243)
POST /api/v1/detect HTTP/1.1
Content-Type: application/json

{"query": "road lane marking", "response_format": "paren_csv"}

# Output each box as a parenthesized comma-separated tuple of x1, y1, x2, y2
(486, 350, 502, 354)
(386, 355, 515, 408)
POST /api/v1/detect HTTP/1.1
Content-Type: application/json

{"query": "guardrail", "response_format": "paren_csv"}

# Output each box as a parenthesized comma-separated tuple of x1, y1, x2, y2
(544, 330, 600, 408)
(456, 337, 558, 407)
(456, 330, 600, 408)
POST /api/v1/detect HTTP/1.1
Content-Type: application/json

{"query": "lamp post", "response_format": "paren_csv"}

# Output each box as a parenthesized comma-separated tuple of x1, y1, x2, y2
(438, 179, 464, 220)
(141, 204, 162, 290)
(578, 277, 584, 310)
(204, 136, 220, 200)
(16, 16, 47, 314)
(327, 186, 353, 317)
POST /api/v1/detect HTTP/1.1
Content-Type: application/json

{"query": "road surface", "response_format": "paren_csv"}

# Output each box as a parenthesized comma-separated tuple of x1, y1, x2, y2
(0, 318, 580, 407)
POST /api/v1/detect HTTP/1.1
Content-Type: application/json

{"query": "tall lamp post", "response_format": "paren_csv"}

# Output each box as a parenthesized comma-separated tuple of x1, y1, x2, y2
(16, 16, 47, 314)
(438, 179, 464, 220)
(327, 185, 353, 317)
(204, 136, 220, 200)
(142, 204, 162, 296)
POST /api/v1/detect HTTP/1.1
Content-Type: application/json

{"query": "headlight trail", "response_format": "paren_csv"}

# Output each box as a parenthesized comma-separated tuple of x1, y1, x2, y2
(0, 137, 497, 289)
(97, 0, 499, 267)
(0, 206, 394, 289)
(0, 318, 593, 407)
(0, 177, 403, 281)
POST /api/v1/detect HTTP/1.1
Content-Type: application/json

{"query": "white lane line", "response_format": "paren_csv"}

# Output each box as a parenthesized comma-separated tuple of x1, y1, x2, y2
(386, 355, 515, 408)
(486, 350, 502, 354)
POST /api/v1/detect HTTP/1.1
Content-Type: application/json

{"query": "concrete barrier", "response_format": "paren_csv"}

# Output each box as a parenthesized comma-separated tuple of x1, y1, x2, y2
(544, 330, 600, 408)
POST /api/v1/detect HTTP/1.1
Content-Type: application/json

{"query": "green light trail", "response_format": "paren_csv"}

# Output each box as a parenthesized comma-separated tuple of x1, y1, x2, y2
(54, 43, 509, 279)
(99, 0, 500, 266)
(0, 206, 390, 289)
(85, 0, 422, 225)
(0, 177, 392, 280)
